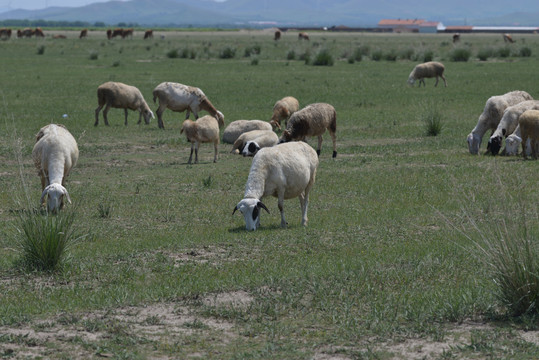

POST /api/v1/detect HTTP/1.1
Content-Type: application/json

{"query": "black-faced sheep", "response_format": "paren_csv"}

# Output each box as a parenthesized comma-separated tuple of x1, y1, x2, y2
(222, 120, 273, 144)
(518, 109, 539, 159)
(152, 82, 224, 130)
(32, 124, 79, 213)
(407, 61, 447, 87)
(180, 115, 224, 164)
(279, 103, 337, 158)
(95, 81, 154, 126)
(487, 100, 539, 155)
(233, 141, 319, 230)
(269, 96, 299, 130)
(467, 90, 533, 155)
(230, 129, 279, 156)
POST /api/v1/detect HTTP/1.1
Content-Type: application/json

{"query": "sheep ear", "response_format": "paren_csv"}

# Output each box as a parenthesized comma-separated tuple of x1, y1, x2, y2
(150, 110, 155, 119)
(257, 201, 270, 214)
(40, 187, 49, 203)
(63, 188, 72, 204)
(232, 205, 238, 215)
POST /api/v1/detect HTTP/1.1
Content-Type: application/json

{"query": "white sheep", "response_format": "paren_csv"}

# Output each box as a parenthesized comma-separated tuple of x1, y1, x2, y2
(180, 114, 224, 164)
(230, 129, 279, 156)
(95, 81, 154, 126)
(466, 90, 533, 155)
(518, 109, 539, 159)
(152, 82, 224, 129)
(32, 124, 79, 213)
(222, 120, 273, 144)
(407, 61, 447, 87)
(269, 96, 299, 130)
(504, 125, 532, 156)
(279, 103, 337, 158)
(233, 141, 318, 230)
(487, 100, 539, 155)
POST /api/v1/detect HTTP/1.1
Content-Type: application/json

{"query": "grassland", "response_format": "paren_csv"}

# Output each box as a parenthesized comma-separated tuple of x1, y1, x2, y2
(0, 29, 537, 359)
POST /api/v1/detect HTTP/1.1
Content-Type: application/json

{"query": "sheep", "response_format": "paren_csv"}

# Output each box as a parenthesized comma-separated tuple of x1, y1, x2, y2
(487, 100, 539, 155)
(269, 96, 299, 130)
(32, 124, 79, 213)
(233, 141, 318, 230)
(407, 61, 447, 87)
(503, 33, 514, 43)
(518, 109, 539, 159)
(230, 129, 279, 156)
(152, 82, 224, 130)
(222, 120, 273, 144)
(505, 125, 533, 156)
(466, 90, 533, 155)
(95, 81, 155, 126)
(180, 115, 224, 164)
(279, 103, 337, 158)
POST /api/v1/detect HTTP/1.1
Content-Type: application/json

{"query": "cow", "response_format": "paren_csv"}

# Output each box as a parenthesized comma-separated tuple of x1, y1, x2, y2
(79, 29, 88, 39)
(452, 33, 460, 44)
(0, 28, 11, 39)
(298, 32, 309, 40)
(503, 33, 514, 43)
(121, 28, 133, 39)
(111, 28, 123, 38)
(34, 27, 44, 37)
(274, 30, 281, 41)
(106, 29, 112, 39)
(144, 29, 153, 39)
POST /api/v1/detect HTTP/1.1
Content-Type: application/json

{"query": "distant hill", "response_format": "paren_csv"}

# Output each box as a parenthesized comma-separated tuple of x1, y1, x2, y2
(1, 0, 539, 27)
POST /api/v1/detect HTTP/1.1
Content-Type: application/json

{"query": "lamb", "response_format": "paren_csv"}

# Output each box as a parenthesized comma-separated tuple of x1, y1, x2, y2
(222, 120, 273, 144)
(95, 81, 154, 126)
(407, 61, 447, 87)
(269, 96, 299, 130)
(466, 90, 533, 155)
(180, 114, 224, 164)
(505, 125, 533, 156)
(233, 141, 318, 230)
(486, 100, 539, 155)
(32, 124, 79, 213)
(518, 109, 539, 159)
(230, 129, 279, 156)
(152, 82, 224, 129)
(279, 103, 337, 158)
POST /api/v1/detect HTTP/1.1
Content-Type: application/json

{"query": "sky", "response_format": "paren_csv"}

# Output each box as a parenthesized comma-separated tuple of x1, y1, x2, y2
(0, 1, 111, 11)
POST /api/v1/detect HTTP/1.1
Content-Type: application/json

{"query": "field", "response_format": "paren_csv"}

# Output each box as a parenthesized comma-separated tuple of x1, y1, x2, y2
(0, 29, 538, 359)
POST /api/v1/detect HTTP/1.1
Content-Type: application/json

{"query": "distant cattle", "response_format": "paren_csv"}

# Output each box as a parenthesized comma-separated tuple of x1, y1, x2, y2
(34, 27, 44, 37)
(121, 28, 133, 39)
(111, 28, 123, 38)
(0, 28, 11, 39)
(53, 34, 67, 39)
(298, 32, 309, 40)
(452, 33, 460, 43)
(503, 33, 514, 43)
(79, 29, 88, 39)
(106, 29, 112, 39)
(274, 30, 281, 41)
(19, 28, 35, 38)
(144, 29, 153, 39)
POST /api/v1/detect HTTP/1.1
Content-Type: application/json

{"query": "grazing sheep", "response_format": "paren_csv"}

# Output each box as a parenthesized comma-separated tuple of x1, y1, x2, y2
(466, 90, 533, 155)
(233, 141, 318, 230)
(269, 96, 299, 130)
(518, 109, 539, 159)
(152, 82, 224, 130)
(487, 100, 539, 155)
(407, 61, 447, 87)
(32, 124, 79, 213)
(230, 129, 278, 155)
(503, 33, 514, 43)
(95, 81, 154, 126)
(298, 32, 309, 40)
(222, 120, 273, 144)
(279, 103, 337, 158)
(505, 125, 532, 156)
(180, 115, 223, 164)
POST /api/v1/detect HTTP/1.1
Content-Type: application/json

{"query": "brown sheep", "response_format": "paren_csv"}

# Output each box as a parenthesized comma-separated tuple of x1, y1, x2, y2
(269, 96, 299, 130)
(518, 109, 539, 159)
(95, 82, 154, 126)
(180, 115, 222, 164)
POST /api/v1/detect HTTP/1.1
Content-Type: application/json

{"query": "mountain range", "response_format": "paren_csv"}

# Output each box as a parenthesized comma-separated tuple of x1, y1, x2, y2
(1, 0, 539, 27)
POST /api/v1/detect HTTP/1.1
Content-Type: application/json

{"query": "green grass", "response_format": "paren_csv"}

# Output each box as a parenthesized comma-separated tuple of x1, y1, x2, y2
(0, 30, 538, 359)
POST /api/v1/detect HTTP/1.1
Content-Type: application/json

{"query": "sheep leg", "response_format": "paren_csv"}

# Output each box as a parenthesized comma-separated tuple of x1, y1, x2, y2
(441, 74, 447, 87)
(316, 135, 323, 156)
(188, 143, 195, 164)
(298, 193, 309, 227)
(522, 135, 529, 159)
(124, 109, 129, 126)
(330, 131, 337, 158)
(137, 111, 142, 125)
(194, 141, 199, 164)
(156, 106, 165, 129)
(434, 77, 439, 87)
(213, 141, 218, 163)
(94, 105, 103, 126)
(102, 104, 111, 126)
(278, 194, 287, 228)
(531, 138, 537, 159)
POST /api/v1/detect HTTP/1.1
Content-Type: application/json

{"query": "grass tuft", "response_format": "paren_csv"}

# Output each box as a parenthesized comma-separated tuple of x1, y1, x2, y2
(420, 102, 444, 136)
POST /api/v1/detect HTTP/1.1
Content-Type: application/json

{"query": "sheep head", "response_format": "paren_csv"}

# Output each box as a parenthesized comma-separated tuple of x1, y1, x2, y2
(41, 183, 71, 213)
(215, 111, 225, 128)
(487, 135, 503, 155)
(142, 109, 154, 125)
(279, 130, 292, 144)
(242, 141, 261, 157)
(233, 198, 270, 231)
(505, 135, 522, 156)
(467, 132, 481, 155)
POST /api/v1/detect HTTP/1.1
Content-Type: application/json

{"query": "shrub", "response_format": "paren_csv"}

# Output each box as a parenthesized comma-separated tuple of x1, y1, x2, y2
(519, 46, 532, 57)
(477, 47, 495, 61)
(421, 105, 443, 136)
(450, 48, 471, 62)
(422, 50, 434, 62)
(399, 48, 415, 60)
(219, 46, 236, 59)
(15, 210, 81, 272)
(36, 45, 45, 55)
(311, 48, 334, 66)
(383, 49, 398, 61)
(89, 51, 98, 60)
(286, 49, 296, 60)
(166, 49, 179, 58)
(371, 49, 383, 61)
(498, 46, 511, 58)
(244, 44, 261, 57)
(250, 56, 259, 66)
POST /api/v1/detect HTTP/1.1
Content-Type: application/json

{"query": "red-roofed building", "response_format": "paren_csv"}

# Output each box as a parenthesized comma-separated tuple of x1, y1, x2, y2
(378, 19, 426, 32)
